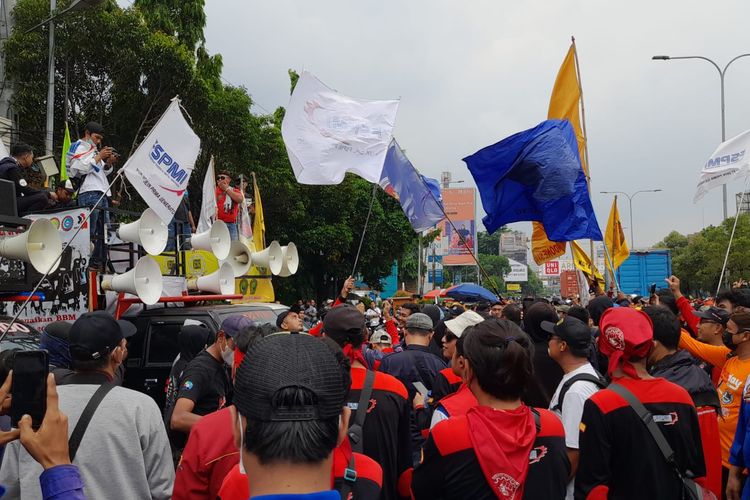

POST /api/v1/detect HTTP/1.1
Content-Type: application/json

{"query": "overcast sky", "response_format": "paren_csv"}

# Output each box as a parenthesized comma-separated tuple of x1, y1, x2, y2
(194, 0, 750, 248)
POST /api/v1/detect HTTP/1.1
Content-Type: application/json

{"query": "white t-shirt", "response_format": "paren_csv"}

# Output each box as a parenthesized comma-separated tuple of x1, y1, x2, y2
(548, 363, 602, 500)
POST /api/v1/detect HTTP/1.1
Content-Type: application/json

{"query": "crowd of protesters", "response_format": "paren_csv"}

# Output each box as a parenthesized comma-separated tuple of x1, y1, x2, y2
(5, 276, 750, 499)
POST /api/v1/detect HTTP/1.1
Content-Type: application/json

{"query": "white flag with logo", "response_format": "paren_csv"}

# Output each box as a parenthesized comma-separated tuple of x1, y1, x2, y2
(694, 129, 750, 203)
(197, 156, 216, 233)
(281, 71, 399, 185)
(123, 98, 201, 224)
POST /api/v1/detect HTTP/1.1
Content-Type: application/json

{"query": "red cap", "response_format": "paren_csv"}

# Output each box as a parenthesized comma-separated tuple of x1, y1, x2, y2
(597, 307, 653, 379)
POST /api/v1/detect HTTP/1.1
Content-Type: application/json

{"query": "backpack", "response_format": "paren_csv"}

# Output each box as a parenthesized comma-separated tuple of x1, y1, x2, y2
(340, 369, 376, 500)
(551, 372, 607, 413)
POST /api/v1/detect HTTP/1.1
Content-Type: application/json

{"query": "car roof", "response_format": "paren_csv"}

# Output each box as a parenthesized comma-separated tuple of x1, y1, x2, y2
(122, 302, 289, 318)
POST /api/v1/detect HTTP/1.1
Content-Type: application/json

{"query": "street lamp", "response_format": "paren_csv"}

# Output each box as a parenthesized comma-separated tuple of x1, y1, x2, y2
(25, 0, 104, 156)
(652, 53, 750, 220)
(600, 189, 662, 249)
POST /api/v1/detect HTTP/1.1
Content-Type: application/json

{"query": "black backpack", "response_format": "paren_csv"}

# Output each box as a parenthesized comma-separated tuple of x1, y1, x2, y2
(551, 371, 607, 413)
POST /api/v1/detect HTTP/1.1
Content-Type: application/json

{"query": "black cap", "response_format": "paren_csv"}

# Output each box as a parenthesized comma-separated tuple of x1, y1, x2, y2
(44, 321, 72, 341)
(84, 121, 104, 136)
(323, 304, 365, 338)
(541, 316, 592, 350)
(68, 311, 136, 361)
(694, 306, 731, 326)
(233, 333, 349, 422)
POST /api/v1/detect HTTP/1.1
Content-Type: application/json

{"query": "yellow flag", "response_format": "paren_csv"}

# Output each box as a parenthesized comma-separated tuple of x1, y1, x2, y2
(571, 240, 604, 284)
(531, 222, 566, 265)
(604, 196, 629, 271)
(252, 174, 265, 251)
(532, 41, 587, 264)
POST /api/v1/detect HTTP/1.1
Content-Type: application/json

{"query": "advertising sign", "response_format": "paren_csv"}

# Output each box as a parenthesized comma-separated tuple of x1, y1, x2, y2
(506, 283, 521, 291)
(544, 261, 560, 276)
(505, 258, 529, 282)
(442, 188, 477, 266)
(0, 208, 90, 326)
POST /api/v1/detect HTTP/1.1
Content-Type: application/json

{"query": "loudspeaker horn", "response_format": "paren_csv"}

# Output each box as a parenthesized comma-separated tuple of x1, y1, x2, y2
(116, 208, 168, 256)
(188, 262, 235, 295)
(189, 220, 230, 260)
(251, 241, 283, 276)
(101, 255, 163, 305)
(278, 242, 299, 277)
(220, 241, 252, 277)
(0, 218, 62, 273)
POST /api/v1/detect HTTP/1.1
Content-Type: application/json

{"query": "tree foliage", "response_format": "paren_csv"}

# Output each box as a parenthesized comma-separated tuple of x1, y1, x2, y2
(654, 215, 750, 294)
(477, 230, 500, 255)
(5, 0, 417, 304)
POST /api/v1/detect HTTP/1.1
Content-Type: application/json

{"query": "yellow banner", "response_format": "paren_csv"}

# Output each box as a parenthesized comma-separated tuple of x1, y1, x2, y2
(153, 249, 275, 303)
(531, 221, 566, 265)
(604, 196, 629, 271)
(506, 283, 521, 291)
(571, 240, 604, 285)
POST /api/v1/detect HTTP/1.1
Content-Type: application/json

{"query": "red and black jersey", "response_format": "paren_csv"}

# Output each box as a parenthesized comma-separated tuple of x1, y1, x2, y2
(431, 367, 462, 403)
(348, 367, 412, 500)
(411, 408, 569, 499)
(575, 377, 706, 500)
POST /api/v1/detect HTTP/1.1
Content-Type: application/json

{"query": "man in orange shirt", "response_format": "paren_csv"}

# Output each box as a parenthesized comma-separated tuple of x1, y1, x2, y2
(679, 310, 750, 491)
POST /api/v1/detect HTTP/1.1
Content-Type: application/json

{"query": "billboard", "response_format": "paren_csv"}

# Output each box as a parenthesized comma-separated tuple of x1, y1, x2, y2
(442, 188, 477, 266)
(544, 261, 560, 276)
(505, 258, 529, 282)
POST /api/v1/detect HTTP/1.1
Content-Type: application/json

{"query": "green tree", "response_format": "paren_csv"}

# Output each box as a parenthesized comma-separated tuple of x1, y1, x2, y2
(521, 267, 544, 296)
(477, 231, 500, 255)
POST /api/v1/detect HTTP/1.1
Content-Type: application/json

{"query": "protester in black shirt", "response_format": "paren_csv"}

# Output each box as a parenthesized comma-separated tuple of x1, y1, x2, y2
(412, 318, 569, 499)
(0, 143, 55, 214)
(576, 307, 707, 499)
(322, 304, 412, 500)
(523, 302, 564, 408)
(164, 322, 214, 417)
(169, 315, 252, 451)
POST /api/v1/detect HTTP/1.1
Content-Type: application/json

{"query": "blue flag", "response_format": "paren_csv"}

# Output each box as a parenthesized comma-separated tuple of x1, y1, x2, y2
(380, 140, 445, 232)
(463, 119, 602, 241)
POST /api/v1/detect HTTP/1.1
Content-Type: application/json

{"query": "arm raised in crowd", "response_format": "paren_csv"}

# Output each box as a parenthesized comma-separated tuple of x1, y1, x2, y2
(666, 276, 700, 335)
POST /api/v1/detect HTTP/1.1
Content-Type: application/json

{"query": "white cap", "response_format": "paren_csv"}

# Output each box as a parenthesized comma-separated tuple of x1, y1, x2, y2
(444, 310, 485, 338)
(63, 180, 74, 191)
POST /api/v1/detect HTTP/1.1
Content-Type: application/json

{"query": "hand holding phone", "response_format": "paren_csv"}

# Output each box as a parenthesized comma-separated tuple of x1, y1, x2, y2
(0, 373, 19, 446)
(11, 350, 49, 430)
(19, 373, 71, 470)
(413, 381, 430, 399)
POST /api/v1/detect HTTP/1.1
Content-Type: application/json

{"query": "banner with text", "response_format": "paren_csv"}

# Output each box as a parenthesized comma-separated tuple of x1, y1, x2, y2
(123, 99, 201, 224)
(442, 188, 477, 266)
(505, 258, 529, 282)
(0, 208, 90, 326)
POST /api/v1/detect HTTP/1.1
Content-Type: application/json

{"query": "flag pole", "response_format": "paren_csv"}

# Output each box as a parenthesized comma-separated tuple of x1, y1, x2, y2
(716, 180, 749, 295)
(0, 170, 125, 344)
(571, 36, 601, 288)
(351, 183, 379, 277)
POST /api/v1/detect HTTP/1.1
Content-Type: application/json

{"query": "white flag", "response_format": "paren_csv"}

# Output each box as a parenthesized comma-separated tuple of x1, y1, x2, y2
(694, 129, 750, 203)
(197, 156, 216, 233)
(123, 98, 201, 224)
(281, 71, 399, 185)
(577, 270, 590, 307)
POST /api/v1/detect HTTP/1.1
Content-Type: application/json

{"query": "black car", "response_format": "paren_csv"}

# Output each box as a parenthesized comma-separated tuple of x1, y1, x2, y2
(0, 316, 41, 352)
(120, 303, 288, 409)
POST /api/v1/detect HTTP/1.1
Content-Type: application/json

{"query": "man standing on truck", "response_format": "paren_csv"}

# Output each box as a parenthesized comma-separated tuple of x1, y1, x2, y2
(168, 315, 252, 455)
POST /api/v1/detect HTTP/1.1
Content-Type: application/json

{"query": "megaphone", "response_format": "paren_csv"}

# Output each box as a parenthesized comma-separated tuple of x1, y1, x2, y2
(116, 208, 168, 256)
(278, 242, 299, 277)
(251, 241, 283, 276)
(187, 262, 235, 295)
(0, 218, 62, 273)
(189, 221, 230, 260)
(220, 241, 252, 277)
(101, 256, 163, 305)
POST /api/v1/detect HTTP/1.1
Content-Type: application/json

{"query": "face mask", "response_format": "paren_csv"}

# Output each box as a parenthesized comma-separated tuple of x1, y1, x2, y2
(723, 330, 739, 350)
(221, 345, 235, 366)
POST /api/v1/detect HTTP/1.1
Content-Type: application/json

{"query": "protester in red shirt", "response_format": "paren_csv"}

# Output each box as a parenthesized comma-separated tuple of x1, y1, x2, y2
(215, 170, 244, 241)
(412, 318, 570, 499)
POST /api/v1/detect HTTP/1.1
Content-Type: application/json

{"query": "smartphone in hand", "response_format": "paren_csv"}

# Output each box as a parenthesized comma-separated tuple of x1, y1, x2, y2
(11, 350, 48, 430)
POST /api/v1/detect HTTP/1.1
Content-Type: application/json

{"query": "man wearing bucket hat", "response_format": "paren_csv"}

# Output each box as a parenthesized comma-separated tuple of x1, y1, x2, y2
(575, 308, 706, 499)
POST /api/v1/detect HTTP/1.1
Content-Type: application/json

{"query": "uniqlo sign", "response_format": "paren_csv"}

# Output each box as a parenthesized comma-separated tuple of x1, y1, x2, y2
(544, 261, 560, 275)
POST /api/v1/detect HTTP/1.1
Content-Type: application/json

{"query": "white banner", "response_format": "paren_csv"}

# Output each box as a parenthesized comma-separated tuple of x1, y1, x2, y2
(124, 99, 201, 223)
(505, 258, 529, 282)
(281, 71, 399, 185)
(197, 156, 216, 233)
(0, 208, 90, 326)
(694, 128, 750, 203)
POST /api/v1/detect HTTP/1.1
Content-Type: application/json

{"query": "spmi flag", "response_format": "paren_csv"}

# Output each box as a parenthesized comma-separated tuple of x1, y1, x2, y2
(694, 128, 750, 203)
(281, 71, 399, 185)
(123, 99, 201, 224)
